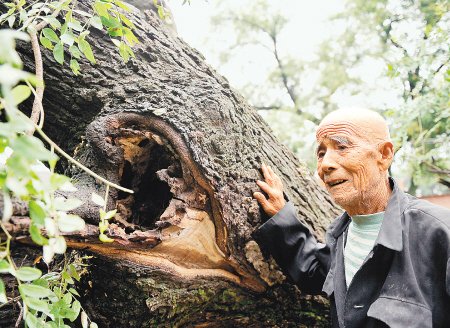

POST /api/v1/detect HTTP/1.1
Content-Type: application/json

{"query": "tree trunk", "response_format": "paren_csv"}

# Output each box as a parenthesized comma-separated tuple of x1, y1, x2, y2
(2, 1, 340, 326)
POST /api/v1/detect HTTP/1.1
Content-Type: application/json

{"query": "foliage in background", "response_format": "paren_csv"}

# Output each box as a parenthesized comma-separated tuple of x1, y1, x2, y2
(211, 0, 449, 195)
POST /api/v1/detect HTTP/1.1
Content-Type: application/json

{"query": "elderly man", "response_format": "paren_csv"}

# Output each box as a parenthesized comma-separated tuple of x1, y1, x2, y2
(254, 109, 450, 327)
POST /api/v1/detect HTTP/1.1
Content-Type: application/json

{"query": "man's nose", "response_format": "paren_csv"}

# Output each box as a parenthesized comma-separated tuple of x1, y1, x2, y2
(321, 151, 338, 173)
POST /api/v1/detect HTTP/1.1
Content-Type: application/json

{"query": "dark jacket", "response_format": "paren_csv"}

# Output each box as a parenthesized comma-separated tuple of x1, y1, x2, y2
(257, 179, 450, 327)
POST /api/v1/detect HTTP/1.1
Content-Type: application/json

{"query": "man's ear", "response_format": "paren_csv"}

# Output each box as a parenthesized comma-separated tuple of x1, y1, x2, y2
(378, 141, 394, 170)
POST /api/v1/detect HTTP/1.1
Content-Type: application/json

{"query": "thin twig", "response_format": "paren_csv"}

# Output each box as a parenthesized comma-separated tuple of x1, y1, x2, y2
(0, 296, 21, 309)
(25, 80, 44, 129)
(26, 4, 62, 133)
(33, 124, 134, 194)
(27, 31, 44, 132)
(14, 301, 23, 328)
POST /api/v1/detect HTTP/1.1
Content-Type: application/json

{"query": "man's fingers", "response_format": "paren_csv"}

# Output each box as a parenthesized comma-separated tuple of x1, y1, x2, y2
(256, 180, 273, 195)
(268, 166, 283, 188)
(261, 163, 271, 182)
(253, 192, 270, 208)
(267, 166, 278, 182)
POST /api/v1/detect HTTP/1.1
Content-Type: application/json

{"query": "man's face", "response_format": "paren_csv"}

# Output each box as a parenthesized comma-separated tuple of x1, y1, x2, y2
(316, 123, 383, 211)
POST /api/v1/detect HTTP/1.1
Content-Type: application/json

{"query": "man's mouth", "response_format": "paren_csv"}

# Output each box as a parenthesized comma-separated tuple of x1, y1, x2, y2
(327, 179, 347, 187)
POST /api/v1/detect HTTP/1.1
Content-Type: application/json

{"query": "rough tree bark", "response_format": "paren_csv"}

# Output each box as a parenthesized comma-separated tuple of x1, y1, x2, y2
(1, 1, 340, 326)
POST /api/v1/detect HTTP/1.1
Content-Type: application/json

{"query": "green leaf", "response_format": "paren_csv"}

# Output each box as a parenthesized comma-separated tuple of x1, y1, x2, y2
(63, 291, 73, 304)
(2, 189, 12, 222)
(93, 2, 110, 18)
(54, 197, 83, 211)
(68, 20, 83, 31)
(32, 278, 49, 288)
(91, 192, 105, 207)
(7, 15, 15, 28)
(100, 209, 117, 221)
(115, 1, 131, 12)
(15, 266, 42, 281)
(0, 260, 11, 274)
(78, 39, 96, 64)
(29, 200, 46, 226)
(0, 138, 8, 153)
(70, 59, 80, 75)
(29, 223, 48, 246)
(157, 5, 165, 19)
(90, 322, 98, 328)
(68, 264, 81, 282)
(123, 27, 139, 46)
(19, 284, 54, 298)
(107, 27, 123, 37)
(60, 22, 68, 35)
(69, 287, 80, 296)
(79, 30, 90, 38)
(50, 173, 71, 190)
(53, 42, 64, 65)
(119, 42, 134, 62)
(11, 84, 31, 105)
(99, 233, 114, 243)
(0, 65, 34, 87)
(24, 296, 50, 314)
(42, 28, 59, 43)
(57, 213, 85, 233)
(68, 300, 81, 321)
(119, 13, 135, 29)
(11, 135, 57, 161)
(40, 35, 54, 50)
(19, 8, 28, 24)
(89, 16, 103, 30)
(53, 236, 67, 254)
(25, 312, 46, 328)
(99, 221, 108, 234)
(69, 45, 82, 59)
(102, 15, 121, 29)
(42, 16, 61, 29)
(60, 32, 75, 46)
(0, 279, 6, 303)
(81, 311, 88, 328)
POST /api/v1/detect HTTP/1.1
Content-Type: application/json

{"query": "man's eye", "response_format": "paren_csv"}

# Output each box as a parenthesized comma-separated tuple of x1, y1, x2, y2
(338, 145, 347, 150)
(317, 151, 325, 158)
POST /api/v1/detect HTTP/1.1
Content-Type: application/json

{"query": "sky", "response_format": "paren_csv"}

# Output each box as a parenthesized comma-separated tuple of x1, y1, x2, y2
(167, 0, 401, 111)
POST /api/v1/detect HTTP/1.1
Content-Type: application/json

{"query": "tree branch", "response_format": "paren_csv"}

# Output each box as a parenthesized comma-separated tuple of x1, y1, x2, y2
(28, 31, 44, 130)
(270, 35, 298, 109)
(255, 105, 282, 110)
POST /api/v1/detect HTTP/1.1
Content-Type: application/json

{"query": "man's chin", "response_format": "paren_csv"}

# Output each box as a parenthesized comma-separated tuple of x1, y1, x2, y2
(329, 191, 355, 210)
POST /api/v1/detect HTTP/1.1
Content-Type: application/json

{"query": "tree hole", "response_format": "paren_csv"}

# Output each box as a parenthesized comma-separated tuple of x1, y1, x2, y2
(117, 133, 180, 229)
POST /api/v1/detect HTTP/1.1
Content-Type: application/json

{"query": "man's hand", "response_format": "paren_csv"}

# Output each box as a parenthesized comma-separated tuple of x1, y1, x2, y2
(253, 163, 286, 217)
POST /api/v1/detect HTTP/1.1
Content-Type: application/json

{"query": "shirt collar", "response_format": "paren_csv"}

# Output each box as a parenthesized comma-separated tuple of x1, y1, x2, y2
(330, 178, 407, 252)
(375, 178, 407, 251)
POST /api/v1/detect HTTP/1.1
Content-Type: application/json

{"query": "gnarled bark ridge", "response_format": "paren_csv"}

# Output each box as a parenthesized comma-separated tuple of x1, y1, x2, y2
(3, 1, 340, 326)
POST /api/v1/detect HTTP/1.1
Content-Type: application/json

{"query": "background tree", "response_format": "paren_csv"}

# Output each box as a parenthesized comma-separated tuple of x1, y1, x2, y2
(211, 0, 449, 195)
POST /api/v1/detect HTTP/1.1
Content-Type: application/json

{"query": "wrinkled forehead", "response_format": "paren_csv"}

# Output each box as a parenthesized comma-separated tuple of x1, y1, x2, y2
(316, 121, 368, 143)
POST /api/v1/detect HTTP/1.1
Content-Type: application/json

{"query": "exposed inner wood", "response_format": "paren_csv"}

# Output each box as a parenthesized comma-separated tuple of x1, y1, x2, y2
(85, 117, 264, 291)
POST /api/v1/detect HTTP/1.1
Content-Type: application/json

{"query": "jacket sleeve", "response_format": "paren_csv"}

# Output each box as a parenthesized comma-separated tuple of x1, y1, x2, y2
(446, 257, 450, 297)
(257, 202, 330, 294)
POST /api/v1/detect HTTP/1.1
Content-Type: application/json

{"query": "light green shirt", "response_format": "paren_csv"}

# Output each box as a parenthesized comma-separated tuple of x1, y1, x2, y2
(344, 211, 384, 287)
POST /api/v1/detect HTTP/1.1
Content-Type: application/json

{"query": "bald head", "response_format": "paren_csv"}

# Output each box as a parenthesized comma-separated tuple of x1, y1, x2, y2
(317, 108, 391, 145)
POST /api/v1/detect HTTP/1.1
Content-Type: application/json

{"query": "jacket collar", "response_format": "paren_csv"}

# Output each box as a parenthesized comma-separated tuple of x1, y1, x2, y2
(329, 177, 407, 252)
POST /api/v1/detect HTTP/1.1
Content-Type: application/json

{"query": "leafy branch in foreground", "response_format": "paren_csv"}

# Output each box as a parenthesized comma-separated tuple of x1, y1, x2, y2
(0, 0, 180, 325)
(0, 0, 142, 324)
(0, 28, 96, 327)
